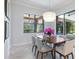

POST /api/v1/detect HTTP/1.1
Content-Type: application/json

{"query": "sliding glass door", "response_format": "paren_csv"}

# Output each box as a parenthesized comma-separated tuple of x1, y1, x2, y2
(64, 10, 75, 35)
(56, 10, 75, 35)
(56, 15, 64, 35)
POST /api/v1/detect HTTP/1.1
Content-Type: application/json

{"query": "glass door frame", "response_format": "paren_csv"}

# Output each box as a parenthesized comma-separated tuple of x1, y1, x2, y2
(56, 10, 75, 35)
(64, 10, 75, 35)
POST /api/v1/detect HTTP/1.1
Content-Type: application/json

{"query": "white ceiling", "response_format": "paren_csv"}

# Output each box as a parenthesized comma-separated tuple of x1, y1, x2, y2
(12, 0, 75, 12)
(65, 13, 75, 21)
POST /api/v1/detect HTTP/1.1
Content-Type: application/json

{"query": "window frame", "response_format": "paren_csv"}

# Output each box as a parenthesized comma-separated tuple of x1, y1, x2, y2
(56, 10, 75, 35)
(64, 10, 75, 34)
(24, 15, 44, 33)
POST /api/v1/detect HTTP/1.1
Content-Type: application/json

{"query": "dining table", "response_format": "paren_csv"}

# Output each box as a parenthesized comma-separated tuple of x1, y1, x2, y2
(36, 34, 66, 59)
(36, 34, 65, 45)
(49, 36, 65, 59)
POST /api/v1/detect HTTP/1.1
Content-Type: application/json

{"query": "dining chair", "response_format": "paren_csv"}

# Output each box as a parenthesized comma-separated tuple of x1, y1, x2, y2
(36, 37, 54, 59)
(32, 35, 37, 55)
(55, 40, 74, 59)
(65, 34, 75, 40)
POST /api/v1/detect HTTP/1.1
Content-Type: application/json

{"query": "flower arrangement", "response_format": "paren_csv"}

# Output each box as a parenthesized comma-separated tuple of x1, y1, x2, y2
(44, 27, 54, 36)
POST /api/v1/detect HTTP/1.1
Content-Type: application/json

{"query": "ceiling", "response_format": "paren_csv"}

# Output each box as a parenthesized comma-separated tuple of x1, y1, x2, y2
(12, 0, 75, 12)
(65, 13, 75, 21)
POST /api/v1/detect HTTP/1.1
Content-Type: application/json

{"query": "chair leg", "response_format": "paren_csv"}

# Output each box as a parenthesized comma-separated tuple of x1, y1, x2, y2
(51, 51, 53, 59)
(32, 45, 34, 52)
(67, 55, 68, 59)
(34, 46, 37, 55)
(41, 53, 43, 59)
(54, 50, 56, 59)
(37, 51, 39, 59)
(60, 55, 62, 59)
(63, 56, 66, 59)
(71, 53, 74, 59)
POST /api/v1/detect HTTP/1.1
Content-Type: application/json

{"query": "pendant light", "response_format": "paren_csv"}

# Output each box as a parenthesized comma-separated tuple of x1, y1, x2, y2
(43, 0, 56, 22)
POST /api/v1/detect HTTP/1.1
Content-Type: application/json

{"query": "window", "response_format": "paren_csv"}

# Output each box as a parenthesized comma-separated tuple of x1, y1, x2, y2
(56, 10, 75, 35)
(36, 17, 44, 32)
(24, 19, 35, 32)
(65, 10, 75, 34)
(56, 15, 64, 35)
(24, 14, 44, 33)
(66, 21, 75, 34)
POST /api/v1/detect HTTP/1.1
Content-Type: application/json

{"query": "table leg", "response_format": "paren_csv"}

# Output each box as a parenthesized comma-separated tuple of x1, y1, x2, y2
(54, 49, 56, 59)
(51, 51, 53, 59)
(53, 44, 56, 59)
(41, 53, 43, 59)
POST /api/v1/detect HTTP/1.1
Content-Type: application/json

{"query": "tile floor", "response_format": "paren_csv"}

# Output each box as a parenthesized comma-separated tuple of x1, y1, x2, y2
(9, 43, 74, 59)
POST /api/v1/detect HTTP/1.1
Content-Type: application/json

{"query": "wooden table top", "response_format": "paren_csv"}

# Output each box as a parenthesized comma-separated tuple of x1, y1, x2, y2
(53, 37, 65, 44)
(37, 35, 65, 44)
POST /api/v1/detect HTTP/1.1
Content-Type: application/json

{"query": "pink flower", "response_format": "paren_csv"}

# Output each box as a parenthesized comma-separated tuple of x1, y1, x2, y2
(44, 27, 54, 34)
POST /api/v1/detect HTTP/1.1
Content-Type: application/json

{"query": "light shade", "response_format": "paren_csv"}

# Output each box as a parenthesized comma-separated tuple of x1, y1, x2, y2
(43, 11, 56, 22)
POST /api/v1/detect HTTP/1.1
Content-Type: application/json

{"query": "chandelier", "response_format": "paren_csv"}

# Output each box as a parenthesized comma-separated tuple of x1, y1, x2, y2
(43, 0, 56, 22)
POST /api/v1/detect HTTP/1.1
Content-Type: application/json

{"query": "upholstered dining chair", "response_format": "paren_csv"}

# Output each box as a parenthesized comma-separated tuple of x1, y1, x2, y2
(65, 34, 75, 40)
(55, 40, 74, 59)
(32, 35, 37, 55)
(36, 37, 54, 59)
